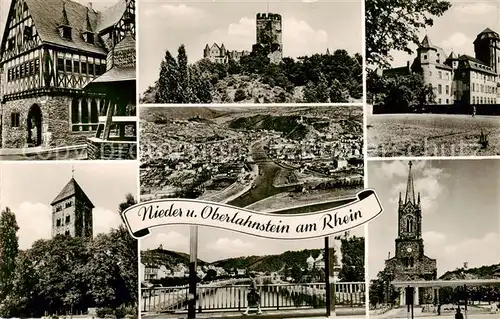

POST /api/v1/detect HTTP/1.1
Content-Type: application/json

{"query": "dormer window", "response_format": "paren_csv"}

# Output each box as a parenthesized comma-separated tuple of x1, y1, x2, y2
(62, 26, 72, 40)
(83, 32, 95, 44)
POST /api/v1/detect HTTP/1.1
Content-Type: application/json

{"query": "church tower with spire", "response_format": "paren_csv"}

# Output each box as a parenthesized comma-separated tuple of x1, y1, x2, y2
(384, 161, 437, 282)
(50, 174, 94, 239)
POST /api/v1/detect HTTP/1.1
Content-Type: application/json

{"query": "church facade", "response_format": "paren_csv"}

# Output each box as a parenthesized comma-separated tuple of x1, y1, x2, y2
(0, 0, 135, 149)
(384, 28, 500, 105)
(384, 161, 437, 304)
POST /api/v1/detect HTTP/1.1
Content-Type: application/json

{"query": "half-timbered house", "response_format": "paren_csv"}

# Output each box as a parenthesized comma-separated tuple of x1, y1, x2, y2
(0, 0, 135, 149)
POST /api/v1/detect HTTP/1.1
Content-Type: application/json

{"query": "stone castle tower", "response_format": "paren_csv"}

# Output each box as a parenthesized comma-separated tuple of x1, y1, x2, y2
(384, 161, 437, 282)
(50, 177, 94, 238)
(474, 28, 500, 75)
(254, 13, 283, 63)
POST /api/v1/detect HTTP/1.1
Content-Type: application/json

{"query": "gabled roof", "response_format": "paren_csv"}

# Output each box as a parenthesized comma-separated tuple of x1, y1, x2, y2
(25, 0, 106, 55)
(50, 177, 95, 207)
(96, 0, 128, 34)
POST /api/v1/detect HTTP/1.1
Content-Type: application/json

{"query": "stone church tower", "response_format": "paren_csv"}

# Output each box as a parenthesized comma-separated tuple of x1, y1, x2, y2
(384, 161, 437, 305)
(50, 177, 94, 238)
(385, 161, 437, 281)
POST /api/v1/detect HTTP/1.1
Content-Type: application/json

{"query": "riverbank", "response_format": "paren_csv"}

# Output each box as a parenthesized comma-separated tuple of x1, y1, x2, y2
(245, 188, 362, 213)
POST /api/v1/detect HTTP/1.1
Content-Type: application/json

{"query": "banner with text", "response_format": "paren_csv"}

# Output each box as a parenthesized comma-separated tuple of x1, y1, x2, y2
(122, 189, 383, 240)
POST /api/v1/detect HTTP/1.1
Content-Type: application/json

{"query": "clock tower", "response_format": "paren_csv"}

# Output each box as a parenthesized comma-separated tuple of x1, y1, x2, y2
(384, 161, 437, 282)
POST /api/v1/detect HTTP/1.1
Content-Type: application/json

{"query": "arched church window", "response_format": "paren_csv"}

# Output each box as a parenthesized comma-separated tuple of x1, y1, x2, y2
(406, 216, 414, 233)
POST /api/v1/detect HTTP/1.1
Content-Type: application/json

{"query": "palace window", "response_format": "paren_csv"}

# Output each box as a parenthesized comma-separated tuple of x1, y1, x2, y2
(23, 25, 33, 40)
(34, 59, 40, 73)
(438, 98, 442, 104)
(473, 96, 476, 104)
(65, 215, 70, 224)
(57, 58, 65, 72)
(73, 61, 80, 73)
(65, 230, 70, 236)
(29, 60, 34, 75)
(423, 54, 427, 60)
(7, 69, 12, 81)
(11, 113, 20, 127)
(95, 64, 102, 75)
(438, 85, 442, 94)
(446, 99, 449, 104)
(56, 218, 61, 226)
(81, 62, 87, 74)
(438, 71, 442, 79)
(445, 85, 449, 94)
(65, 59, 72, 72)
(7, 38, 15, 50)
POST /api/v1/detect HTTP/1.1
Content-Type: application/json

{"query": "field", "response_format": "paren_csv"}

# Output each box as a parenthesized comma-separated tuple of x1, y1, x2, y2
(367, 114, 500, 157)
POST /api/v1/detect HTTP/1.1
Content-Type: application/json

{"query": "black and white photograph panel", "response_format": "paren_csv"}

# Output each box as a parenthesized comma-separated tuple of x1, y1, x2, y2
(139, 0, 363, 104)
(139, 105, 363, 209)
(367, 160, 500, 318)
(366, 0, 500, 157)
(0, 0, 137, 161)
(0, 162, 139, 318)
(139, 227, 365, 318)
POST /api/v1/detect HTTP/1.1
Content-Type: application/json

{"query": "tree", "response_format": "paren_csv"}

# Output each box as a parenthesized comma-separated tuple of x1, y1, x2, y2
(204, 269, 217, 282)
(380, 73, 435, 110)
(366, 0, 451, 68)
(339, 236, 365, 282)
(177, 45, 190, 103)
(330, 79, 348, 103)
(315, 74, 330, 102)
(155, 50, 179, 103)
(0, 208, 19, 300)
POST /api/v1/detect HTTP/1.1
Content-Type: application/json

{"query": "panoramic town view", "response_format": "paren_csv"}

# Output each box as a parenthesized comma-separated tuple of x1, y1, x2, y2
(140, 106, 363, 213)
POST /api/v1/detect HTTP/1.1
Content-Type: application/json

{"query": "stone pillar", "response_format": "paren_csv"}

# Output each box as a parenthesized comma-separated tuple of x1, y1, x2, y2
(414, 287, 420, 306)
(78, 98, 82, 131)
(87, 99, 91, 129)
(400, 287, 405, 306)
(436, 288, 440, 304)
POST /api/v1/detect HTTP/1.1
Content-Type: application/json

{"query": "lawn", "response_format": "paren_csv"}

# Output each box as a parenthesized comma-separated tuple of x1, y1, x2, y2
(367, 114, 500, 157)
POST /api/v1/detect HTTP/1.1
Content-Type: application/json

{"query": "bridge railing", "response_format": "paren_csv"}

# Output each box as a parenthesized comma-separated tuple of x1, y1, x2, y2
(141, 281, 365, 313)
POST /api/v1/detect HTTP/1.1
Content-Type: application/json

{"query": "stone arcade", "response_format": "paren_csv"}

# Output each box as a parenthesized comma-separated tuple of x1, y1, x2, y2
(0, 0, 135, 150)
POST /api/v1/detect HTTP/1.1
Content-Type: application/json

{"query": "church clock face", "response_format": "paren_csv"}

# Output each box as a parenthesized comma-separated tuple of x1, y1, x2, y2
(407, 247, 413, 253)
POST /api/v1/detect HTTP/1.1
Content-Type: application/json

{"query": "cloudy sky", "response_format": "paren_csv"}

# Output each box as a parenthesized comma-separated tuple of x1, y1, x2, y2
(138, 0, 362, 93)
(0, 162, 138, 250)
(367, 160, 500, 279)
(141, 211, 365, 263)
(390, 0, 500, 67)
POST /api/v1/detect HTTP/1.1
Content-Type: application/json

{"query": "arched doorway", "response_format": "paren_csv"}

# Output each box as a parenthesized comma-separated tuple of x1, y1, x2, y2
(27, 104, 42, 147)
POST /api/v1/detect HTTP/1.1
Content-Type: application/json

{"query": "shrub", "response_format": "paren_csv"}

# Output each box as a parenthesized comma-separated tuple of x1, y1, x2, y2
(96, 308, 114, 318)
(234, 89, 247, 102)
